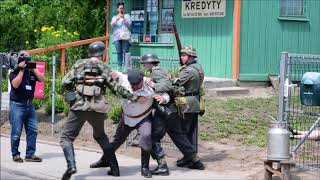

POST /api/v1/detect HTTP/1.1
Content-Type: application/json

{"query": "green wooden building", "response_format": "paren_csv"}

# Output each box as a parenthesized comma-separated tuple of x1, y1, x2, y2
(108, 0, 320, 81)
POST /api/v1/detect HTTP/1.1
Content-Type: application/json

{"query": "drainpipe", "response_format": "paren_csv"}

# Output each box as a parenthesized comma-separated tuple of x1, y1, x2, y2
(232, 0, 241, 80)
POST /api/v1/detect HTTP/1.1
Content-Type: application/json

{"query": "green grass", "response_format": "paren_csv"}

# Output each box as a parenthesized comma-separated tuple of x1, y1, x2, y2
(199, 97, 279, 147)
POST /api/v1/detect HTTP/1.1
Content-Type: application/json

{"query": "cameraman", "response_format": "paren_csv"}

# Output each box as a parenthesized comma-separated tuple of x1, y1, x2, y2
(9, 51, 45, 163)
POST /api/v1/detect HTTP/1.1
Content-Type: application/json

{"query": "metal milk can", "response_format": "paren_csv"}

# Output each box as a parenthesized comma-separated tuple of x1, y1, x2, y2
(267, 122, 291, 160)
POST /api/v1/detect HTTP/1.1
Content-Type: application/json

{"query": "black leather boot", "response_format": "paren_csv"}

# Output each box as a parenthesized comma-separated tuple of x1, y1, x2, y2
(106, 153, 120, 177)
(188, 160, 205, 170)
(141, 150, 152, 178)
(61, 143, 77, 180)
(187, 153, 205, 170)
(152, 164, 169, 176)
(152, 157, 169, 176)
(90, 154, 110, 168)
(176, 155, 192, 167)
(104, 145, 120, 177)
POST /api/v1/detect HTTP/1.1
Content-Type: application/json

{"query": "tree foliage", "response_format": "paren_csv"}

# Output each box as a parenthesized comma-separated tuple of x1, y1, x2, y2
(0, 0, 106, 52)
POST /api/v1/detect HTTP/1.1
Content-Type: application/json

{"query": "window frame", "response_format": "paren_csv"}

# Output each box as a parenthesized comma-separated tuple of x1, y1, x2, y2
(130, 0, 175, 45)
(278, 0, 309, 22)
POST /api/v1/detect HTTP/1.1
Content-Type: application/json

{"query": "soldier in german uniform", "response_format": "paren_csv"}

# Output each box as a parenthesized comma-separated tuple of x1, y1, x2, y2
(172, 45, 205, 170)
(60, 42, 136, 180)
(140, 53, 172, 175)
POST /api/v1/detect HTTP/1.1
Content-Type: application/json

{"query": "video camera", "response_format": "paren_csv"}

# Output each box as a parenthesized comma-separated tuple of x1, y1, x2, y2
(0, 52, 36, 71)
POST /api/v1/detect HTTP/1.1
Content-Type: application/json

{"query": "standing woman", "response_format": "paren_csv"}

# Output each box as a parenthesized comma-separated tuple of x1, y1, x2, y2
(111, 2, 131, 71)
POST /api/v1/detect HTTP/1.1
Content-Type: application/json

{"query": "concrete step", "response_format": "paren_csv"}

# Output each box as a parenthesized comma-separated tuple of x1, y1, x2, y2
(204, 77, 238, 89)
(206, 87, 250, 97)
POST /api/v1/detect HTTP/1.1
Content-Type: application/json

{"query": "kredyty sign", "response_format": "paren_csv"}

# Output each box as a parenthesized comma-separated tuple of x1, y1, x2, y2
(182, 0, 226, 18)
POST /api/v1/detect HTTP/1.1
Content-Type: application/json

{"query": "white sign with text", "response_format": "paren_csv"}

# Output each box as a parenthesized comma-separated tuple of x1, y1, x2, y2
(182, 0, 226, 18)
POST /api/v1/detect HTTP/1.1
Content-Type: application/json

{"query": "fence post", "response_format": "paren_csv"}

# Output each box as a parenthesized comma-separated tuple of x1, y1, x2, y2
(0, 54, 3, 122)
(60, 48, 66, 75)
(52, 55, 56, 135)
(278, 52, 289, 123)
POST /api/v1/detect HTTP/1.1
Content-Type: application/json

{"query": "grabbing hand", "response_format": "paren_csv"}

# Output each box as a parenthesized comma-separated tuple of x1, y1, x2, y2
(111, 71, 119, 80)
(145, 78, 155, 87)
(18, 61, 26, 71)
(153, 95, 165, 104)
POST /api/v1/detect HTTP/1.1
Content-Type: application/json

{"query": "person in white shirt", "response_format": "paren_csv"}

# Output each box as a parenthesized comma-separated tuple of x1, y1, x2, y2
(111, 2, 132, 70)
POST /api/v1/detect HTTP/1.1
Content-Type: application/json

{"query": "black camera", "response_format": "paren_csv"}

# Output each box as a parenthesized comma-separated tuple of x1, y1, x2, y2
(18, 54, 36, 69)
(0, 52, 36, 70)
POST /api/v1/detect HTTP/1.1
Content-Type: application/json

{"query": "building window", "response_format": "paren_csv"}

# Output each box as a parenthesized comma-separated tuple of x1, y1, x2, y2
(280, 0, 305, 17)
(130, 0, 174, 44)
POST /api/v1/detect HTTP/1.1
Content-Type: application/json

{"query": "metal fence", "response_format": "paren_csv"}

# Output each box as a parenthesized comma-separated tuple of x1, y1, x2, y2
(122, 53, 180, 73)
(278, 52, 320, 171)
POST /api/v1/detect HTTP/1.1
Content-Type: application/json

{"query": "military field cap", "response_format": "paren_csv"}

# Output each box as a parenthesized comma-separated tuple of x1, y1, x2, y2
(127, 69, 144, 84)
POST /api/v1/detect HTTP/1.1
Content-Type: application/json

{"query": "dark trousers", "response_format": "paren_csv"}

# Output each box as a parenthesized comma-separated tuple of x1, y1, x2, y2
(112, 114, 152, 152)
(151, 111, 196, 160)
(180, 113, 198, 153)
(150, 111, 167, 159)
(60, 110, 113, 153)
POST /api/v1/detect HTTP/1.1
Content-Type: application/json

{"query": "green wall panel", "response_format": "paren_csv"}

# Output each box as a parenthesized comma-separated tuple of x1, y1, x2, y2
(108, 0, 234, 78)
(240, 0, 320, 81)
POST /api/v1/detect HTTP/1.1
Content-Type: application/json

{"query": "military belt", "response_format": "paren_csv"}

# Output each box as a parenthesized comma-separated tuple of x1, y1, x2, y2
(125, 106, 153, 118)
(184, 92, 199, 96)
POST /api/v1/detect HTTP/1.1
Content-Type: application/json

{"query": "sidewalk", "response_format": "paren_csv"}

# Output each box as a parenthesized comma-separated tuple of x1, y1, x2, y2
(0, 136, 246, 180)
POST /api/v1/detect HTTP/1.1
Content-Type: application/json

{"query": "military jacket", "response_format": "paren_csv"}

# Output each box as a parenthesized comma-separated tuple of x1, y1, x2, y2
(150, 66, 173, 93)
(62, 57, 135, 113)
(174, 60, 204, 113)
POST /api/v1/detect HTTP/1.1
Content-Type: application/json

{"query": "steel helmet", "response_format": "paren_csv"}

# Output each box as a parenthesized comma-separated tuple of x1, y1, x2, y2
(140, 53, 160, 64)
(88, 41, 106, 57)
(180, 45, 197, 57)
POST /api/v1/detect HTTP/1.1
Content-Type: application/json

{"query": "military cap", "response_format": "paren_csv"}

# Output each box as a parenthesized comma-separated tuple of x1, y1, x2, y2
(88, 41, 106, 57)
(140, 53, 160, 64)
(180, 45, 197, 57)
(127, 69, 144, 84)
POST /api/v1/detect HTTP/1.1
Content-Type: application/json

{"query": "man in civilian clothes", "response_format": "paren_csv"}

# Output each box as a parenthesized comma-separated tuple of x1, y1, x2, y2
(9, 51, 45, 163)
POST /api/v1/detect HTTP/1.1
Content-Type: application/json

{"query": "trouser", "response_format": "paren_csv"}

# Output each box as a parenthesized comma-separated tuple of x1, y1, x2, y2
(60, 110, 114, 159)
(114, 40, 131, 68)
(9, 101, 38, 157)
(181, 113, 198, 153)
(167, 114, 196, 157)
(98, 114, 152, 162)
(150, 111, 167, 160)
(151, 112, 196, 159)
(111, 114, 152, 151)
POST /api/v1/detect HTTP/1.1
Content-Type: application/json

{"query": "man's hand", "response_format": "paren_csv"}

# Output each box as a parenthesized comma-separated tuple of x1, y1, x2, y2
(153, 95, 165, 104)
(111, 71, 119, 80)
(31, 67, 45, 82)
(18, 61, 26, 71)
(145, 78, 155, 88)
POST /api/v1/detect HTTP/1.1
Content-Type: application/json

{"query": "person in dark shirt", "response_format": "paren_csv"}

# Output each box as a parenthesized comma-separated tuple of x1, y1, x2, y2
(9, 51, 45, 163)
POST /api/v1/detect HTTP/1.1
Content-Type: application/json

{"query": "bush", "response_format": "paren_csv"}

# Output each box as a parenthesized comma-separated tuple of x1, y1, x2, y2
(32, 98, 43, 110)
(107, 104, 122, 124)
(45, 95, 65, 115)
(1, 73, 8, 92)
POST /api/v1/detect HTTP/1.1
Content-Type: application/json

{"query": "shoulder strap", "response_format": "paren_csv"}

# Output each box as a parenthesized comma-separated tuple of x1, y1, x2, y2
(188, 64, 204, 84)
